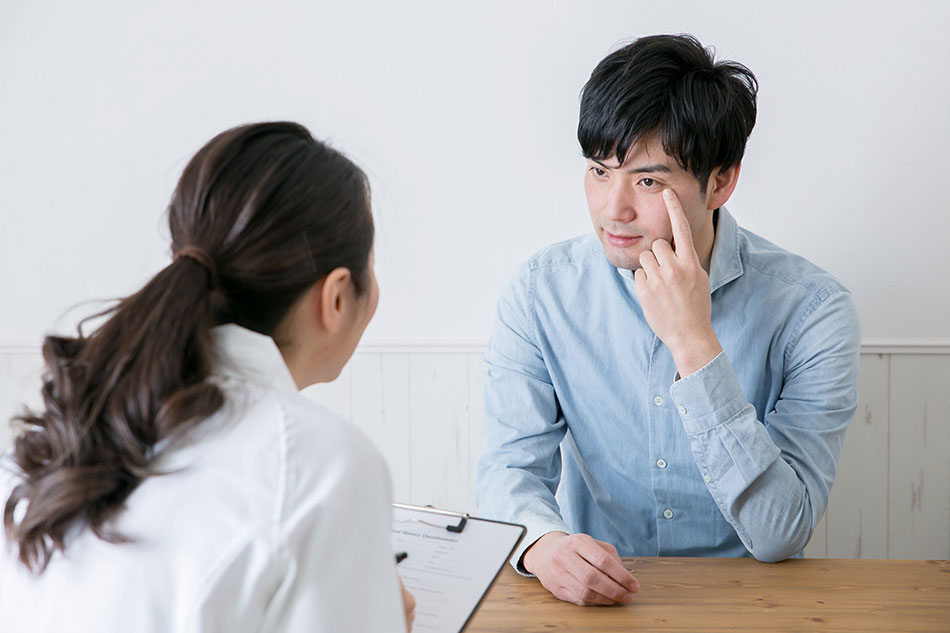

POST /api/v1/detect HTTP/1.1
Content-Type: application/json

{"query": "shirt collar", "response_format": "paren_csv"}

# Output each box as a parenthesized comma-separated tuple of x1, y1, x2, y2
(708, 206, 743, 293)
(211, 324, 298, 395)
(614, 206, 744, 294)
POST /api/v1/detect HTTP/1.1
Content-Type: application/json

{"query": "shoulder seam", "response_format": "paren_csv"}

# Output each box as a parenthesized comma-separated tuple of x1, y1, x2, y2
(527, 237, 602, 271)
(783, 288, 853, 367)
(526, 263, 540, 344)
(742, 257, 845, 301)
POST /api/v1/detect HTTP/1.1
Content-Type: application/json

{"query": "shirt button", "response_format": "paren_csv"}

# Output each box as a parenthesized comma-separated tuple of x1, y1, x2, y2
(704, 474, 711, 483)
(677, 405, 687, 416)
(662, 509, 674, 519)
(653, 395, 664, 406)
(656, 459, 668, 469)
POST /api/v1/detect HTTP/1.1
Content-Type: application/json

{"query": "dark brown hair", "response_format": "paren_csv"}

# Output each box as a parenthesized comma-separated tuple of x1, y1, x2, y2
(3, 121, 374, 573)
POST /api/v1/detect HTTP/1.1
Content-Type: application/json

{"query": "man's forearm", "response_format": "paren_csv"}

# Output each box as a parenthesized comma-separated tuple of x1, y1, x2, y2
(670, 352, 852, 561)
(476, 463, 572, 574)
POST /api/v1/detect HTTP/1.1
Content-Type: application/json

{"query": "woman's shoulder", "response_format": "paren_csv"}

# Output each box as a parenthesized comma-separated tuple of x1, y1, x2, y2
(177, 381, 391, 514)
(276, 390, 391, 501)
(207, 325, 390, 496)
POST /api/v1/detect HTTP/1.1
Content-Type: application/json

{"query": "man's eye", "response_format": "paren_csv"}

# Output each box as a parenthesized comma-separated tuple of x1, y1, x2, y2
(640, 178, 656, 188)
(592, 167, 606, 177)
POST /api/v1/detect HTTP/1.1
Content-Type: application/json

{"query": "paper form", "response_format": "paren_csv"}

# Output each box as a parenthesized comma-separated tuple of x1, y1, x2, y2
(392, 504, 524, 633)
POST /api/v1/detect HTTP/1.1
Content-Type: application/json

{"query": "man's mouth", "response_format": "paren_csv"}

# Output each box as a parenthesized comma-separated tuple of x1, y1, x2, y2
(604, 231, 642, 247)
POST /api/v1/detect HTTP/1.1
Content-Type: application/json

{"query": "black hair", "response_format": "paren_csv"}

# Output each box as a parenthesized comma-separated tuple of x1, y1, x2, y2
(578, 33, 758, 191)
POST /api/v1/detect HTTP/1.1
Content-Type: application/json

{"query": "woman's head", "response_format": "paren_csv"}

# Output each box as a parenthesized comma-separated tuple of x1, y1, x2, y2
(171, 121, 375, 338)
(169, 121, 378, 384)
(4, 122, 376, 573)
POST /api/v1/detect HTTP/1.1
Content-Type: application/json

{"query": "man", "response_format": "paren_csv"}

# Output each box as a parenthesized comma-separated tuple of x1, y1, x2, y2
(475, 34, 860, 607)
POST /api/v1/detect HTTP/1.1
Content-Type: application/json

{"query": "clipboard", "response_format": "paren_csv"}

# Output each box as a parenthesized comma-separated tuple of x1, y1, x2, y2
(392, 503, 526, 633)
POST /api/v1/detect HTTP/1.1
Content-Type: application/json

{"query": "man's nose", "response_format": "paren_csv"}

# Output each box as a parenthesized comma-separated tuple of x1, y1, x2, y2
(604, 179, 636, 223)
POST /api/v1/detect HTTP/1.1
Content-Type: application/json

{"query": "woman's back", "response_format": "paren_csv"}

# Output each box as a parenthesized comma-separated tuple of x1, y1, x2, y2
(1, 325, 404, 632)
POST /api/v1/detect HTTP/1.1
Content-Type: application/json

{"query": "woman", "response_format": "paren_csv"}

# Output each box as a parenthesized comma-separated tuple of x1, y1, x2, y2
(0, 122, 414, 632)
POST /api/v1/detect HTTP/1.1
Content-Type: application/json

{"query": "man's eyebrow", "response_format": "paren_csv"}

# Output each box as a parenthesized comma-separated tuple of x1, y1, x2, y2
(589, 158, 672, 174)
(626, 163, 672, 174)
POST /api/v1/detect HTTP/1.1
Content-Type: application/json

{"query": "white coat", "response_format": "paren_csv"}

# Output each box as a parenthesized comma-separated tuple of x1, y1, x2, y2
(0, 325, 405, 633)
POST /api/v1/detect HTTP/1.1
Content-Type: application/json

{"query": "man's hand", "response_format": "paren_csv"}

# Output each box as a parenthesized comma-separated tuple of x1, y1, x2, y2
(522, 532, 639, 606)
(399, 578, 415, 631)
(634, 188, 722, 377)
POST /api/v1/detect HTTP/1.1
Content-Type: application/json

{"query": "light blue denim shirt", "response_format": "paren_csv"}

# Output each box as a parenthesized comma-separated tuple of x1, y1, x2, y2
(475, 208, 860, 571)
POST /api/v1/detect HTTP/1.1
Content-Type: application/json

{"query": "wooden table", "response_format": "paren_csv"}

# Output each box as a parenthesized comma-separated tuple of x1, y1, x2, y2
(466, 557, 950, 632)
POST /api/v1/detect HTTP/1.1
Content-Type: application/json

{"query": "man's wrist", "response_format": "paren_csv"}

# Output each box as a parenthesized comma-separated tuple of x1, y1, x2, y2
(522, 531, 568, 574)
(670, 331, 722, 378)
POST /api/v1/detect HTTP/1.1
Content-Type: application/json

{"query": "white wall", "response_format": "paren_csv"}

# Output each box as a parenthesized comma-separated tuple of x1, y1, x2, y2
(2, 0, 949, 345)
(2, 1, 949, 559)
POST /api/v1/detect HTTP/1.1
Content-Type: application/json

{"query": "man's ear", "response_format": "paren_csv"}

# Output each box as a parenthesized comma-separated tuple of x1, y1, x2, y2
(705, 163, 741, 211)
(318, 267, 353, 334)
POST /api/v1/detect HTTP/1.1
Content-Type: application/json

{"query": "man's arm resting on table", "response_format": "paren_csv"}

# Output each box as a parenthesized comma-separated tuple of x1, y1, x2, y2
(476, 261, 638, 606)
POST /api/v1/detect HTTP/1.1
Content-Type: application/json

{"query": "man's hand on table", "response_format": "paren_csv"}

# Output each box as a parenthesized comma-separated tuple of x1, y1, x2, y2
(522, 532, 639, 606)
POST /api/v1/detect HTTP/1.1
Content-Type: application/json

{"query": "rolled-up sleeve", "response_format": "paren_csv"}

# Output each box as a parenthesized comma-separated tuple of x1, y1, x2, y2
(669, 289, 860, 562)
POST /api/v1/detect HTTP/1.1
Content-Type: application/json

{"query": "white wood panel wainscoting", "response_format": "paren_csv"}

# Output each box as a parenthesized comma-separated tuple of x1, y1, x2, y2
(1, 341, 948, 560)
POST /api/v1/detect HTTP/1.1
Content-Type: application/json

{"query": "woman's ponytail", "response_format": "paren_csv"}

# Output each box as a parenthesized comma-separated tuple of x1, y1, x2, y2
(3, 121, 374, 574)
(4, 256, 223, 573)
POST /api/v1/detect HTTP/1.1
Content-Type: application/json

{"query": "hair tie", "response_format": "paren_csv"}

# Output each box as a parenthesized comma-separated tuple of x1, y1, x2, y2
(174, 245, 218, 284)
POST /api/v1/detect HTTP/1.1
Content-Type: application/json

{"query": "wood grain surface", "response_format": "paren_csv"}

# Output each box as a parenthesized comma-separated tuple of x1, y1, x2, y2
(466, 557, 950, 633)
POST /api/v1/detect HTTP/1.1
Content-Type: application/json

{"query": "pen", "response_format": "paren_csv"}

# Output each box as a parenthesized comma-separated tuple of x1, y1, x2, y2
(395, 551, 408, 564)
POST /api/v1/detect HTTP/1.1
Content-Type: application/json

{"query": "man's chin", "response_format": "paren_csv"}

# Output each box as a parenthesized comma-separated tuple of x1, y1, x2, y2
(601, 246, 642, 272)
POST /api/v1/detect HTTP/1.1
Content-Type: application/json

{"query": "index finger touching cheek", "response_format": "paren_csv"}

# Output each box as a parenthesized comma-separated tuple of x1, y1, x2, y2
(662, 188, 694, 255)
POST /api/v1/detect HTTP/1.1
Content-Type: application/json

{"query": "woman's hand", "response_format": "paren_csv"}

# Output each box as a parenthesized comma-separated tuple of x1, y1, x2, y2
(400, 578, 416, 631)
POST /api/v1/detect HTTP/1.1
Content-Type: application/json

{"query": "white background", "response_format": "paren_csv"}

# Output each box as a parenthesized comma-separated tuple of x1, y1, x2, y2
(2, 0, 949, 345)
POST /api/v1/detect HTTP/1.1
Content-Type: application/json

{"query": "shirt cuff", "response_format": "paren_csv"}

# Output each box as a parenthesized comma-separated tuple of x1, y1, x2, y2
(669, 351, 748, 435)
(509, 515, 572, 577)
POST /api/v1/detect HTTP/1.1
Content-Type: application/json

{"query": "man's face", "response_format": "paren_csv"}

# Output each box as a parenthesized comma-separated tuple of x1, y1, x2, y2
(584, 136, 715, 271)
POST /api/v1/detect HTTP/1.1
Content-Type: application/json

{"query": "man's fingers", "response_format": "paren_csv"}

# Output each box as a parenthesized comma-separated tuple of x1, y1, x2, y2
(597, 540, 620, 557)
(638, 249, 659, 277)
(594, 540, 640, 593)
(560, 585, 615, 607)
(650, 238, 676, 267)
(577, 537, 637, 588)
(575, 539, 639, 595)
(662, 188, 695, 257)
(538, 568, 614, 606)
(561, 566, 625, 605)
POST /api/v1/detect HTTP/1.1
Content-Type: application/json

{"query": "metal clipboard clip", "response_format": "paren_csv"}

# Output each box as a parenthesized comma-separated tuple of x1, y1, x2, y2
(393, 502, 469, 533)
